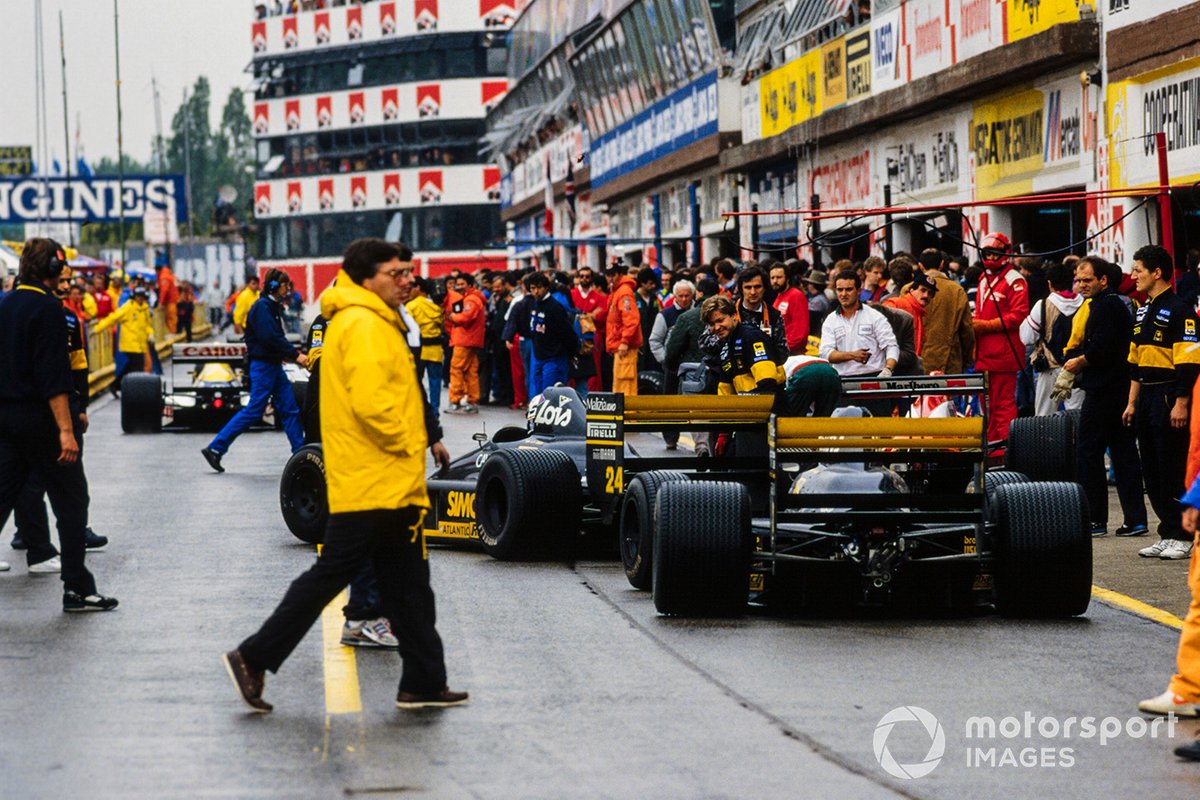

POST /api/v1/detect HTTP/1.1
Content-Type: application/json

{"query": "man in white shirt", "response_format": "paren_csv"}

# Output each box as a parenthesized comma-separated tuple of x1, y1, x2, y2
(820, 269, 899, 378)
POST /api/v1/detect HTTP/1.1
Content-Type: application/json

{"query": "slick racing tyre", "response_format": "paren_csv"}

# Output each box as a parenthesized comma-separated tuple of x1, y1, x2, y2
(992, 481, 1091, 618)
(476, 448, 581, 560)
(638, 370, 665, 396)
(120, 373, 164, 433)
(1005, 414, 1075, 482)
(620, 471, 688, 591)
(279, 444, 328, 545)
(653, 481, 752, 617)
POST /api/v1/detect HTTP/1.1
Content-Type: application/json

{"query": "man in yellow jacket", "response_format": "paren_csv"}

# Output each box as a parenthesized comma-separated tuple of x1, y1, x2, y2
(232, 275, 260, 334)
(222, 237, 465, 713)
(93, 285, 154, 390)
(406, 275, 445, 416)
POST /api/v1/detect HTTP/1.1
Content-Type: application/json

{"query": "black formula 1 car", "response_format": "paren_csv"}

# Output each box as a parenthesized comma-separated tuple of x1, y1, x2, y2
(278, 385, 636, 554)
(120, 343, 308, 434)
(583, 375, 1090, 619)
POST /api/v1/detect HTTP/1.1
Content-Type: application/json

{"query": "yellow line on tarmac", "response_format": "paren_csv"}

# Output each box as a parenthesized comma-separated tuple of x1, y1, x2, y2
(680, 434, 695, 449)
(321, 587, 363, 714)
(1092, 585, 1185, 630)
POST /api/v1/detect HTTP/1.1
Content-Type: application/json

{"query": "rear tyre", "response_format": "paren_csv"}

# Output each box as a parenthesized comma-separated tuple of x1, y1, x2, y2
(280, 444, 327, 545)
(120, 373, 163, 433)
(653, 481, 752, 617)
(638, 370, 665, 396)
(1006, 414, 1075, 482)
(993, 481, 1091, 617)
(620, 470, 688, 590)
(476, 449, 581, 560)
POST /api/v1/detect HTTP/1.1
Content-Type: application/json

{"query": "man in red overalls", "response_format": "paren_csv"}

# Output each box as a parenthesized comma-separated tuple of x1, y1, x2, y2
(973, 233, 1029, 445)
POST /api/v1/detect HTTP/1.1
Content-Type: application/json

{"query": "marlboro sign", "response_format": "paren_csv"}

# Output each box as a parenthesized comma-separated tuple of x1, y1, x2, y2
(285, 99, 301, 131)
(287, 182, 302, 214)
(319, 179, 334, 211)
(349, 92, 366, 125)
(252, 22, 266, 53)
(482, 81, 508, 113)
(384, 173, 401, 207)
(415, 0, 438, 31)
(417, 85, 441, 118)
(317, 96, 332, 128)
(255, 184, 271, 216)
(254, 104, 269, 135)
(419, 170, 443, 205)
(282, 16, 298, 48)
(380, 1, 396, 34)
(480, 0, 515, 28)
(351, 176, 367, 209)
(381, 88, 399, 121)
(314, 11, 331, 44)
(346, 6, 363, 39)
(484, 167, 501, 202)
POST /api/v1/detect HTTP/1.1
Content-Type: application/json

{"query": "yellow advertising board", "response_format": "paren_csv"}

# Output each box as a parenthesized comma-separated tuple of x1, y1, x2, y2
(1006, 0, 1081, 43)
(759, 49, 824, 139)
(971, 88, 1044, 200)
(846, 28, 872, 102)
(822, 37, 847, 110)
(1106, 55, 1200, 191)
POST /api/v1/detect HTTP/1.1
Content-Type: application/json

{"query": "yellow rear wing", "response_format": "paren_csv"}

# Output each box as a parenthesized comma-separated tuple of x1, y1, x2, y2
(772, 416, 985, 453)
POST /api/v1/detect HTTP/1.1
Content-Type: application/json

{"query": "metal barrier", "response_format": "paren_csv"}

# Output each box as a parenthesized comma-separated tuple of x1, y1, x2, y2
(87, 303, 213, 397)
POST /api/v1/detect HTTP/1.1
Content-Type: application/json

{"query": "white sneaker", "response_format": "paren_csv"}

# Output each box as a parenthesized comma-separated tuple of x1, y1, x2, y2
(1139, 540, 1173, 558)
(0, 560, 10, 572)
(1159, 540, 1194, 560)
(28, 556, 62, 574)
(1138, 690, 1199, 717)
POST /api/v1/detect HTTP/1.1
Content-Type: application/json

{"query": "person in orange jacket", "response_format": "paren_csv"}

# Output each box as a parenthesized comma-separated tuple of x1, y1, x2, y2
(606, 266, 642, 395)
(445, 274, 485, 413)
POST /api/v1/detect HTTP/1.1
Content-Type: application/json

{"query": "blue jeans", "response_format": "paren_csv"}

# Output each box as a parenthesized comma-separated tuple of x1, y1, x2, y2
(520, 338, 534, 400)
(533, 355, 569, 396)
(420, 360, 441, 418)
(344, 562, 381, 620)
(208, 360, 304, 455)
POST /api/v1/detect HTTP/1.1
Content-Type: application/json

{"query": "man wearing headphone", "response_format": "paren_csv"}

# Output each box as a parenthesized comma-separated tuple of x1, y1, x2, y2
(0, 238, 116, 610)
(202, 269, 307, 472)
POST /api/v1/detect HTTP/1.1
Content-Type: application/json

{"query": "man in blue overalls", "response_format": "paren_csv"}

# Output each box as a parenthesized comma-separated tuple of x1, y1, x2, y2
(202, 269, 306, 472)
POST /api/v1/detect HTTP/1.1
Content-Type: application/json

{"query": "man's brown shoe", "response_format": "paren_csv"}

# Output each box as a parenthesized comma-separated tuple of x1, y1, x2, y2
(222, 650, 273, 713)
(395, 688, 469, 709)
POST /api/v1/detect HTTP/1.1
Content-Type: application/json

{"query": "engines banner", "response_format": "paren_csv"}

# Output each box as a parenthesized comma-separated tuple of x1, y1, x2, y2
(0, 175, 188, 224)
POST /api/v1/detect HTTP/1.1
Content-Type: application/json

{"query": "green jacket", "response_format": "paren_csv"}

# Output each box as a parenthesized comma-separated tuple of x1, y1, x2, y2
(663, 306, 705, 371)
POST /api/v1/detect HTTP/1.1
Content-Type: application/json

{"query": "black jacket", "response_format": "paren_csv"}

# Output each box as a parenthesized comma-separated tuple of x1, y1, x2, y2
(0, 285, 74, 426)
(528, 295, 578, 360)
(1070, 288, 1134, 390)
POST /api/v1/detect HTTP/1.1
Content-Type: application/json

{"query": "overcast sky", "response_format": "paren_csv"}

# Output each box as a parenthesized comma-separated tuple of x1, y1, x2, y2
(2, 0, 249, 170)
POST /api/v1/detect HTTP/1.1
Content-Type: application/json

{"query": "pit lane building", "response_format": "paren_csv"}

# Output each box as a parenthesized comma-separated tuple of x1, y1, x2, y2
(249, 0, 516, 295)
(489, 0, 1200, 272)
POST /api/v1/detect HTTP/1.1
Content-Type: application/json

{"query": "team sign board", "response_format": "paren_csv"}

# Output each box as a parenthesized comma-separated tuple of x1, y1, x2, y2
(0, 175, 188, 224)
(0, 147, 33, 177)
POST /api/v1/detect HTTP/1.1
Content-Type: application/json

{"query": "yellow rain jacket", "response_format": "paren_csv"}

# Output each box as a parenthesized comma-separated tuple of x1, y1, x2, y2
(94, 298, 153, 354)
(233, 286, 260, 329)
(320, 270, 428, 513)
(405, 294, 445, 363)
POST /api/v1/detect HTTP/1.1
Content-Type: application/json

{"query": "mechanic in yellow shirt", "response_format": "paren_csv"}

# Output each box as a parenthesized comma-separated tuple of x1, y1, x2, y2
(94, 285, 154, 388)
(406, 275, 445, 415)
(232, 276, 261, 334)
